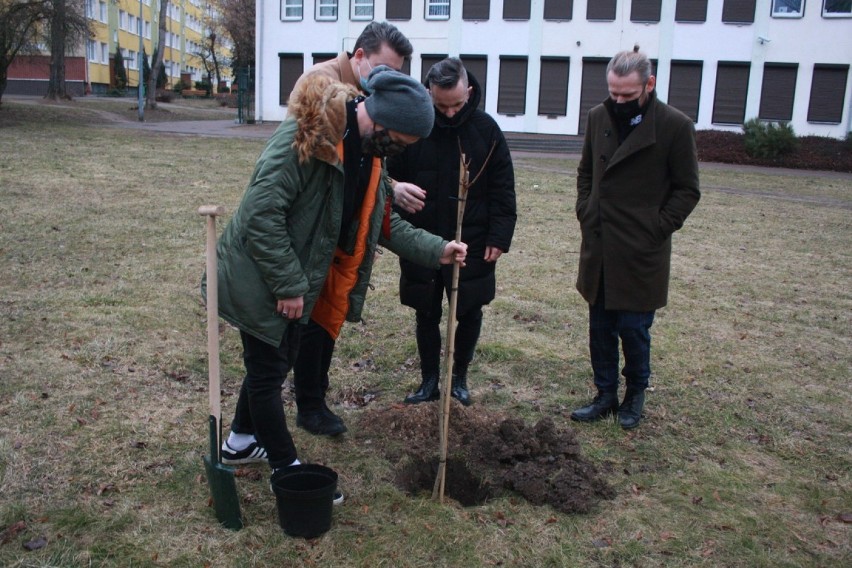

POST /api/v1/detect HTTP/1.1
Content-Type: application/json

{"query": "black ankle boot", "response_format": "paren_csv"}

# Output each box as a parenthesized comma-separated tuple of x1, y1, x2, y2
(570, 390, 619, 422)
(404, 374, 439, 404)
(618, 389, 645, 430)
(451, 371, 471, 406)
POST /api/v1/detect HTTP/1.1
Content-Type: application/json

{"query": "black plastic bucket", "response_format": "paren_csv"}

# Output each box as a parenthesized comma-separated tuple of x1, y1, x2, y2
(270, 464, 338, 538)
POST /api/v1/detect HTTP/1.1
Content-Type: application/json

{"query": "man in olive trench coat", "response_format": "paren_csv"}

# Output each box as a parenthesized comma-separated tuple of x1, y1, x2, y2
(571, 47, 700, 430)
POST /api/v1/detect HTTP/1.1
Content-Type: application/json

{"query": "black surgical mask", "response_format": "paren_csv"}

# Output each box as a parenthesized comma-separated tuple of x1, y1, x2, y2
(612, 97, 642, 121)
(362, 129, 407, 157)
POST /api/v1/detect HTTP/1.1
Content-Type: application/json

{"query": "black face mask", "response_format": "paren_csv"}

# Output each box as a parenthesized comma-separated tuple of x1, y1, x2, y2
(612, 97, 642, 122)
(362, 129, 407, 157)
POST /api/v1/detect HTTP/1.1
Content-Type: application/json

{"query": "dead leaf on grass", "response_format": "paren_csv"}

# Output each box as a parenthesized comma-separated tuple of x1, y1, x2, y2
(591, 537, 611, 548)
(692, 496, 703, 505)
(0, 521, 27, 544)
(659, 531, 675, 541)
(838, 512, 852, 523)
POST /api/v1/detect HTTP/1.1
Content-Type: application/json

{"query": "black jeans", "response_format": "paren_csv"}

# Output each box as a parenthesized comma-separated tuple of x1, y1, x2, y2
(416, 277, 483, 378)
(230, 326, 301, 469)
(292, 318, 335, 413)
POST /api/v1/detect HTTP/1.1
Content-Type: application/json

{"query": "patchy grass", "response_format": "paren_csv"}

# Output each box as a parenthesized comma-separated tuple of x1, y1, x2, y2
(0, 100, 850, 567)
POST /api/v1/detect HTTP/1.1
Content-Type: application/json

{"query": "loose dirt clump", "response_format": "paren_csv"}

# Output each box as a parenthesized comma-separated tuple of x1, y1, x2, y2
(355, 402, 615, 514)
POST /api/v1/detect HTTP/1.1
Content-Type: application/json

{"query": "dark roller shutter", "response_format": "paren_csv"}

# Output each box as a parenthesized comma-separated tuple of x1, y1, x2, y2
(463, 0, 489, 20)
(497, 57, 528, 115)
(279, 53, 304, 106)
(386, 0, 412, 20)
(631, 0, 662, 22)
(722, 0, 756, 23)
(675, 0, 707, 22)
(504, 0, 531, 19)
(587, 0, 617, 20)
(401, 58, 411, 76)
(544, 0, 573, 20)
(808, 64, 849, 123)
(421, 54, 448, 84)
(312, 53, 335, 65)
(578, 58, 609, 133)
(460, 55, 488, 109)
(668, 60, 702, 121)
(759, 64, 797, 121)
(712, 62, 750, 124)
(538, 58, 570, 116)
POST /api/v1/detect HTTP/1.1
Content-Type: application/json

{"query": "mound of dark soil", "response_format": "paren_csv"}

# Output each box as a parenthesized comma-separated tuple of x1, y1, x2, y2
(696, 130, 852, 173)
(355, 402, 614, 514)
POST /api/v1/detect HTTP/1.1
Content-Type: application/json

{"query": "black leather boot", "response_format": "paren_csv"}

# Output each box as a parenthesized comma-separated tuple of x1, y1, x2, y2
(451, 371, 471, 406)
(570, 390, 619, 422)
(618, 389, 645, 430)
(404, 374, 439, 404)
(296, 402, 347, 436)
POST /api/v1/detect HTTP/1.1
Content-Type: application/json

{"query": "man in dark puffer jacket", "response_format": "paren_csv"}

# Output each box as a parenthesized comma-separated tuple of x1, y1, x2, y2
(388, 57, 517, 406)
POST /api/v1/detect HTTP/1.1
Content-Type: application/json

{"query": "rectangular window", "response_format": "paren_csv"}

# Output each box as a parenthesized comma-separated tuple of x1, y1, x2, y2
(631, 0, 662, 22)
(722, 0, 756, 23)
(463, 0, 489, 20)
(675, 0, 706, 21)
(544, 0, 573, 20)
(87, 39, 97, 62)
(808, 64, 849, 122)
(460, 55, 487, 109)
(426, 0, 451, 19)
(352, 0, 373, 20)
(279, 54, 304, 105)
(578, 58, 609, 133)
(822, 0, 851, 16)
(668, 60, 703, 122)
(99, 1, 107, 22)
(312, 53, 336, 65)
(772, 0, 804, 17)
(386, 0, 412, 19)
(281, 0, 303, 20)
(497, 57, 528, 115)
(504, 0, 531, 19)
(421, 54, 449, 84)
(101, 42, 108, 64)
(587, 0, 617, 20)
(316, 0, 337, 20)
(759, 64, 798, 120)
(538, 57, 570, 117)
(119, 10, 127, 30)
(712, 62, 750, 124)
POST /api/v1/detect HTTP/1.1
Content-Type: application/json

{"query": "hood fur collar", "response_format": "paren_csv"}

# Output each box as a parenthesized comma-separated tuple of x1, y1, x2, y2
(289, 74, 359, 164)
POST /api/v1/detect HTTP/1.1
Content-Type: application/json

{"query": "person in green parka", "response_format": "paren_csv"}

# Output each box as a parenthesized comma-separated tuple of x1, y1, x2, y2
(203, 68, 467, 490)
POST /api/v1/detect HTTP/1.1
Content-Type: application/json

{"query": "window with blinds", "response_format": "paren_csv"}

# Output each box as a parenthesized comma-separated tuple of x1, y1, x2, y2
(544, 0, 573, 20)
(421, 54, 449, 84)
(504, 0, 531, 19)
(759, 64, 798, 121)
(807, 64, 849, 123)
(722, 0, 756, 23)
(279, 54, 304, 105)
(587, 0, 617, 20)
(386, 0, 412, 20)
(712, 62, 750, 124)
(631, 0, 662, 22)
(578, 58, 609, 133)
(463, 0, 489, 20)
(497, 57, 529, 115)
(538, 58, 570, 117)
(460, 55, 488, 109)
(675, 0, 707, 22)
(668, 60, 703, 121)
(312, 53, 336, 66)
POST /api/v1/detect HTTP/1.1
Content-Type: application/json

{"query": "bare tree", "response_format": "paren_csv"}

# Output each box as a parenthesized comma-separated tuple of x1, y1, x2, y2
(0, 0, 49, 106)
(215, 0, 253, 72)
(44, 0, 90, 100)
(145, 0, 167, 109)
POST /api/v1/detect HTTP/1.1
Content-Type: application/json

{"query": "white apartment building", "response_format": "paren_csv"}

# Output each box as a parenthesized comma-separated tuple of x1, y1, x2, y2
(255, 0, 852, 139)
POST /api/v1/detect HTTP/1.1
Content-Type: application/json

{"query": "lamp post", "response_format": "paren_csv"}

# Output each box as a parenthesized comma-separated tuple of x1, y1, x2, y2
(137, 0, 144, 121)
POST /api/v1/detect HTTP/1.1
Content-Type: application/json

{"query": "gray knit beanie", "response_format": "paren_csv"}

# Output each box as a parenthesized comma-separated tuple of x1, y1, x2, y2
(364, 66, 434, 139)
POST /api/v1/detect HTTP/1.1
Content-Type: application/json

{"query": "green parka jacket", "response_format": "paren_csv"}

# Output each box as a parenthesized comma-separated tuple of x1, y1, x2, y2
(204, 76, 447, 346)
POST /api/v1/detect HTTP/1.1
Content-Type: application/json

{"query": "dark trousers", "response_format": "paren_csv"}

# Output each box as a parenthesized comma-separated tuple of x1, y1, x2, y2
(230, 327, 300, 469)
(292, 318, 335, 413)
(416, 277, 483, 378)
(589, 287, 655, 393)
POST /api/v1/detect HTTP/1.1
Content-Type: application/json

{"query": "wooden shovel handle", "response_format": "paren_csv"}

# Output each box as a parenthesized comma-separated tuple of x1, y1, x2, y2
(198, 205, 225, 217)
(200, 205, 224, 458)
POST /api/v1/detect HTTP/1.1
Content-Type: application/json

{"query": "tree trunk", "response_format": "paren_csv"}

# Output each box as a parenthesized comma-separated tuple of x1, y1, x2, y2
(146, 0, 169, 109)
(45, 0, 69, 100)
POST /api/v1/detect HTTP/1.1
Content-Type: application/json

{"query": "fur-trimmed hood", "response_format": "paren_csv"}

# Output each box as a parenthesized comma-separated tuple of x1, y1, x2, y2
(288, 74, 359, 164)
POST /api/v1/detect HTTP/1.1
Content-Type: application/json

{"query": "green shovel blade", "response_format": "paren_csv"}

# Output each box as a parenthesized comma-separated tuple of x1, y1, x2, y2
(203, 416, 243, 530)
